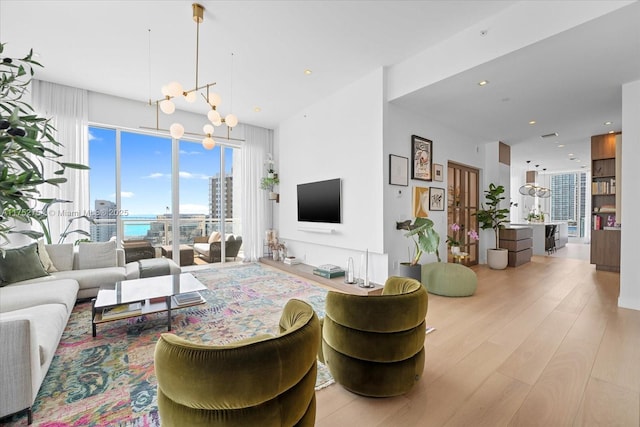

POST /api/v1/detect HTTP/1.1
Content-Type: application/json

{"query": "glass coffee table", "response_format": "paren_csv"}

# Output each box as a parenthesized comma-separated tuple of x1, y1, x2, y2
(91, 273, 207, 337)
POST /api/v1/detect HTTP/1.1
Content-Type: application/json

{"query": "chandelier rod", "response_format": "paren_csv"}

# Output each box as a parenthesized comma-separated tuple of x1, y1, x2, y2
(194, 3, 201, 89)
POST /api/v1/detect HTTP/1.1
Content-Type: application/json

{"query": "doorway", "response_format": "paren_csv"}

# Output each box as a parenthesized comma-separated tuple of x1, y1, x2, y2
(447, 162, 480, 265)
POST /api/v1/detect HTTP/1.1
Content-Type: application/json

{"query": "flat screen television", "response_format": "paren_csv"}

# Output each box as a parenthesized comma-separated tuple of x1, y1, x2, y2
(297, 178, 342, 224)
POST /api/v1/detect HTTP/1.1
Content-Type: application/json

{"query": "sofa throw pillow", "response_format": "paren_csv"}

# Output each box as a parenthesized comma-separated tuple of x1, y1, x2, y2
(37, 239, 58, 272)
(0, 242, 49, 286)
(208, 231, 221, 244)
(78, 240, 117, 269)
(45, 244, 74, 271)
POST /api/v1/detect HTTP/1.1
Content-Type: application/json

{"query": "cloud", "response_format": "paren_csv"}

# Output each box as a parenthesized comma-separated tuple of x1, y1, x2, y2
(179, 150, 201, 156)
(88, 130, 98, 141)
(108, 191, 135, 199)
(146, 172, 167, 179)
(179, 171, 209, 180)
(179, 204, 210, 214)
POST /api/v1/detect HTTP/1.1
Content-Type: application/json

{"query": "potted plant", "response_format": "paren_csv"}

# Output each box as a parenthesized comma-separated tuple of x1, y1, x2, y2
(446, 222, 479, 254)
(399, 217, 441, 281)
(474, 183, 510, 269)
(0, 44, 89, 248)
(260, 175, 280, 200)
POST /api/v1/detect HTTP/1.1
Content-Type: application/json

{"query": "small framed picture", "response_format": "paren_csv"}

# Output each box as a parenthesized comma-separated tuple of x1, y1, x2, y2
(429, 187, 445, 211)
(411, 135, 432, 181)
(389, 154, 409, 186)
(413, 186, 429, 218)
(433, 163, 443, 182)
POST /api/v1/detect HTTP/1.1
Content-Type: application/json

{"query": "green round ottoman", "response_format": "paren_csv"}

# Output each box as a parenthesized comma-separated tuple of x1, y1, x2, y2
(421, 262, 477, 297)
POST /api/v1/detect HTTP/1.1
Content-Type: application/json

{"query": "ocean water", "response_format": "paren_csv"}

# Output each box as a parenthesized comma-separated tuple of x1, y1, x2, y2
(124, 222, 151, 237)
(123, 215, 157, 238)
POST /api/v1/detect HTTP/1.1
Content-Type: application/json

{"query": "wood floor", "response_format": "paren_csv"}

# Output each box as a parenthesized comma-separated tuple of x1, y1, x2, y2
(314, 255, 640, 426)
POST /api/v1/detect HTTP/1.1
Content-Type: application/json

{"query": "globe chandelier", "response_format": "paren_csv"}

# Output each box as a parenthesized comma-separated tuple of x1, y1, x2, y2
(149, 3, 238, 149)
(519, 162, 551, 198)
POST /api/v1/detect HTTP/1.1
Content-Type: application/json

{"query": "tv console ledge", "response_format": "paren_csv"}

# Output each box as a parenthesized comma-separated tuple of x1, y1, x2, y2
(297, 226, 335, 234)
(259, 257, 382, 296)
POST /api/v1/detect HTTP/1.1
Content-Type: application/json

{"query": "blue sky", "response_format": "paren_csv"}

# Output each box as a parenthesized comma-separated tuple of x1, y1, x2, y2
(89, 126, 233, 216)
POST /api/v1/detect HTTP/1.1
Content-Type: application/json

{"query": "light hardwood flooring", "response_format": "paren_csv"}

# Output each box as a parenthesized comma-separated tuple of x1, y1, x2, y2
(314, 255, 640, 426)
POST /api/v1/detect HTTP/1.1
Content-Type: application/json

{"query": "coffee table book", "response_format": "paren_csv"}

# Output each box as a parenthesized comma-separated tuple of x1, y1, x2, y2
(172, 291, 204, 307)
(313, 268, 345, 279)
(102, 302, 142, 320)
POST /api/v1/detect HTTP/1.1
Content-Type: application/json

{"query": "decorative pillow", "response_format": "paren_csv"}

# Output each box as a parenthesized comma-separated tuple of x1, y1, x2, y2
(226, 234, 235, 242)
(208, 231, 221, 244)
(0, 243, 49, 286)
(37, 239, 58, 273)
(78, 241, 117, 269)
(45, 244, 74, 271)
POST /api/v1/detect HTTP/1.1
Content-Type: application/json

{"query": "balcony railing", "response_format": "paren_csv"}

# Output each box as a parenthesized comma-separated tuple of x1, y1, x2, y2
(90, 216, 241, 246)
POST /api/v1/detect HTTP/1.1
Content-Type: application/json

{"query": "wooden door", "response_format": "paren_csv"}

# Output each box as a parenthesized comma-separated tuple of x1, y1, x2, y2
(447, 162, 479, 265)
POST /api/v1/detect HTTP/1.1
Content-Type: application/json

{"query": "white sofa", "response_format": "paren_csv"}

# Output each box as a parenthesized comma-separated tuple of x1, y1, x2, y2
(0, 280, 78, 424)
(10, 242, 181, 300)
(0, 241, 181, 424)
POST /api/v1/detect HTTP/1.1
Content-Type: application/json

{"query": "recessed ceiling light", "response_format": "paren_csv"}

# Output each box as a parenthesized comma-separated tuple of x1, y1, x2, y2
(304, 69, 312, 75)
(254, 107, 261, 112)
(608, 130, 615, 134)
(568, 153, 574, 156)
(604, 121, 613, 125)
(558, 144, 565, 148)
(478, 80, 489, 86)
(529, 120, 536, 125)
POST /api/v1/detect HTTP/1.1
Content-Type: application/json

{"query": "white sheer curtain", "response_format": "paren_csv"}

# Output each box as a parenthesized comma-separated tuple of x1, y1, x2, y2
(32, 80, 89, 243)
(240, 124, 272, 262)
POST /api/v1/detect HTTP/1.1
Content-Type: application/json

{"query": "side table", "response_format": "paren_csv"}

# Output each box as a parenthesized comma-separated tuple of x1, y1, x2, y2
(161, 244, 195, 266)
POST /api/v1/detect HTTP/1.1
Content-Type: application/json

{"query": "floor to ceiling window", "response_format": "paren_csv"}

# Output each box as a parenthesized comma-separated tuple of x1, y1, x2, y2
(88, 125, 241, 262)
(550, 172, 587, 238)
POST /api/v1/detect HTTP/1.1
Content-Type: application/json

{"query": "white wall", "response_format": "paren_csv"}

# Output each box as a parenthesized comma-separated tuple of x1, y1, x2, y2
(275, 69, 387, 283)
(88, 91, 247, 142)
(619, 79, 640, 311)
(383, 103, 486, 273)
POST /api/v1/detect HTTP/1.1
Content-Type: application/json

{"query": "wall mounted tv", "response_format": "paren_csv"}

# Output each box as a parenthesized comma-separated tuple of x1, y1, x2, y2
(297, 178, 342, 224)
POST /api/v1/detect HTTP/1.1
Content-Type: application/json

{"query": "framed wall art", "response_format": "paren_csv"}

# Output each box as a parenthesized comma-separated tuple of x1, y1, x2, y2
(429, 187, 445, 211)
(433, 163, 443, 182)
(413, 186, 430, 218)
(411, 135, 432, 181)
(389, 154, 409, 186)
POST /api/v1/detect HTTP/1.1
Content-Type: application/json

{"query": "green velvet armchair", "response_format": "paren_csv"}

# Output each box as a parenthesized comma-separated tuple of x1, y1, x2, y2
(154, 299, 320, 426)
(320, 276, 428, 397)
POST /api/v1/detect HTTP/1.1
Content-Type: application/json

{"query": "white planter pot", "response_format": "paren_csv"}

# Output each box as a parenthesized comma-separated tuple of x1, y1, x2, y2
(487, 248, 508, 270)
(450, 246, 460, 255)
(268, 192, 278, 200)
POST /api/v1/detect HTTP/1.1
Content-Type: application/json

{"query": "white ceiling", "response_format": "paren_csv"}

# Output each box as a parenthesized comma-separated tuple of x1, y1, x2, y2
(2, 1, 639, 174)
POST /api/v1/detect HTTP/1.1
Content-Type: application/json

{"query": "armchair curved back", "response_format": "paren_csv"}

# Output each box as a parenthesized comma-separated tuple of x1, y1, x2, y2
(154, 299, 320, 426)
(321, 276, 428, 397)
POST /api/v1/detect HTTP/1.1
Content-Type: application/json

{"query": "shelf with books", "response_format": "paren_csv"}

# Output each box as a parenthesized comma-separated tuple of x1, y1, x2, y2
(590, 132, 621, 272)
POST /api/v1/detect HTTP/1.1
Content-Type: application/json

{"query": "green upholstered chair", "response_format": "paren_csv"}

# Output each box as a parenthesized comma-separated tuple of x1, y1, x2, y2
(422, 262, 477, 297)
(320, 276, 428, 397)
(154, 299, 320, 427)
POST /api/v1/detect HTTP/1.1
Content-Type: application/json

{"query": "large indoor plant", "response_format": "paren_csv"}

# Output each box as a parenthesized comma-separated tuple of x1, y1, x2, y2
(0, 43, 89, 248)
(399, 217, 441, 280)
(474, 183, 510, 269)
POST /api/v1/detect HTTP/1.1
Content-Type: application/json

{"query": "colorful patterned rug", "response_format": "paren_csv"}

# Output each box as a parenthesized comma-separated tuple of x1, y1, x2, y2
(2, 263, 331, 426)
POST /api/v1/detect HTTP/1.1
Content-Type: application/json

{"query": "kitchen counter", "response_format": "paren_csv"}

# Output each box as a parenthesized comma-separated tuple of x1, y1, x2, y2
(509, 222, 568, 255)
